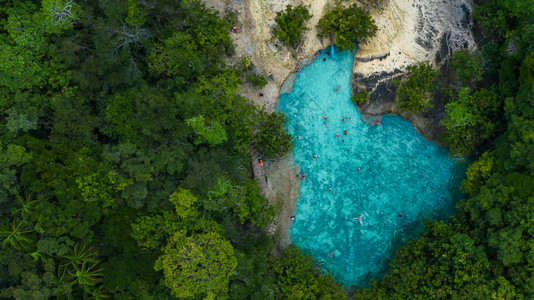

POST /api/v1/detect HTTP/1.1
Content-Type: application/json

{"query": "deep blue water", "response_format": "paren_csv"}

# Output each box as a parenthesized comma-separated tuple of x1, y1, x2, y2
(277, 47, 466, 287)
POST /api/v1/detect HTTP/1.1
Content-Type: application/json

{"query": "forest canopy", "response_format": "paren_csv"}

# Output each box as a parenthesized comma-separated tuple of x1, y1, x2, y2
(0, 0, 533, 299)
(357, 0, 534, 297)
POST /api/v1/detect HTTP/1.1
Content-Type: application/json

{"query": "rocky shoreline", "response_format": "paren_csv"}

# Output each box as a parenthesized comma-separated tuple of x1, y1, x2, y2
(352, 0, 476, 142)
(202, 0, 477, 249)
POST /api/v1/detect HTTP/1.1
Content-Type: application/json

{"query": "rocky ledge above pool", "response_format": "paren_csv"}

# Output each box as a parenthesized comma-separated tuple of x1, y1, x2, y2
(351, 0, 476, 143)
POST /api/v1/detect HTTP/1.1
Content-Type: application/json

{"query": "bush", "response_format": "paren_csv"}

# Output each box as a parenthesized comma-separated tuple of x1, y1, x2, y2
(397, 62, 438, 113)
(245, 73, 268, 89)
(272, 5, 312, 47)
(240, 55, 253, 72)
(450, 49, 484, 85)
(351, 90, 370, 105)
(224, 10, 239, 27)
(316, 4, 377, 52)
(441, 87, 501, 157)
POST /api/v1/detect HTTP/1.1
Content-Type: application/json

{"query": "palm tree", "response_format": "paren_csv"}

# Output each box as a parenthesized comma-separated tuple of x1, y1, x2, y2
(14, 193, 38, 218)
(62, 242, 97, 267)
(0, 218, 34, 250)
(88, 285, 109, 299)
(68, 259, 104, 292)
(53, 265, 74, 300)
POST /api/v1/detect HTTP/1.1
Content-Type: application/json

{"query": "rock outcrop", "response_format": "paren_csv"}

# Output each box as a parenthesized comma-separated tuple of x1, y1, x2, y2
(201, 0, 476, 246)
(353, 0, 476, 141)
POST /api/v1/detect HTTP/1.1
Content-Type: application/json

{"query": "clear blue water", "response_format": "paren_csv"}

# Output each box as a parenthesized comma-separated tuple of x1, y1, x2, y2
(278, 47, 466, 287)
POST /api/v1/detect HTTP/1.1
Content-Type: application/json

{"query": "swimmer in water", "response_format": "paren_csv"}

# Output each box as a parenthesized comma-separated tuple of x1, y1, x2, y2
(353, 214, 364, 226)
(297, 136, 302, 139)
(358, 167, 361, 172)
(342, 118, 345, 123)
(323, 116, 328, 120)
(336, 133, 339, 138)
(344, 130, 348, 135)
(335, 86, 340, 92)
(349, 117, 352, 121)
(313, 155, 318, 160)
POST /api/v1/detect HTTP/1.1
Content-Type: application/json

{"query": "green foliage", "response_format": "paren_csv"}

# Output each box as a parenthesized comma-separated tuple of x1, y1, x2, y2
(357, 1, 534, 297)
(76, 171, 132, 208)
(474, 0, 512, 36)
(0, 0, 342, 298)
(253, 110, 293, 159)
(0, 219, 35, 251)
(357, 221, 491, 298)
(351, 89, 370, 105)
(130, 189, 205, 251)
(5, 145, 33, 167)
(245, 73, 268, 89)
(269, 245, 347, 299)
(203, 176, 275, 227)
(13, 194, 38, 219)
(168, 189, 198, 220)
(442, 88, 502, 157)
(155, 231, 238, 299)
(238, 56, 268, 89)
(147, 32, 197, 78)
(147, 0, 234, 82)
(482, 42, 502, 75)
(397, 62, 438, 113)
(450, 49, 484, 85)
(224, 9, 239, 28)
(272, 5, 312, 47)
(461, 151, 495, 197)
(186, 115, 228, 145)
(520, 49, 534, 86)
(125, 0, 148, 26)
(41, 0, 81, 34)
(316, 4, 377, 51)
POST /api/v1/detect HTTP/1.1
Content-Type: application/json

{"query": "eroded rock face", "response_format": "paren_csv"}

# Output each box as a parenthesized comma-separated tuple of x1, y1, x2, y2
(202, 0, 338, 112)
(353, 0, 476, 141)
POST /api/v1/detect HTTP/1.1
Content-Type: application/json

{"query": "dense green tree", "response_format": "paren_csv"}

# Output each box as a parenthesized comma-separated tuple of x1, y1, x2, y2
(316, 4, 377, 51)
(352, 89, 370, 105)
(396, 62, 438, 113)
(461, 150, 495, 197)
(41, 0, 81, 34)
(0, 0, 298, 298)
(186, 115, 228, 146)
(356, 222, 492, 299)
(0, 219, 35, 251)
(272, 5, 312, 47)
(450, 49, 484, 85)
(155, 231, 238, 299)
(442, 87, 502, 157)
(269, 245, 347, 299)
(253, 110, 293, 159)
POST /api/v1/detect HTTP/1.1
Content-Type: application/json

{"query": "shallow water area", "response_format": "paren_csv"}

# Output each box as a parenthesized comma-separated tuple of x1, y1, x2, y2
(278, 47, 465, 287)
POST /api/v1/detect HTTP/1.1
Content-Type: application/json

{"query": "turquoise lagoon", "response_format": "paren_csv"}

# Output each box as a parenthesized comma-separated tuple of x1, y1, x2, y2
(277, 48, 466, 287)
